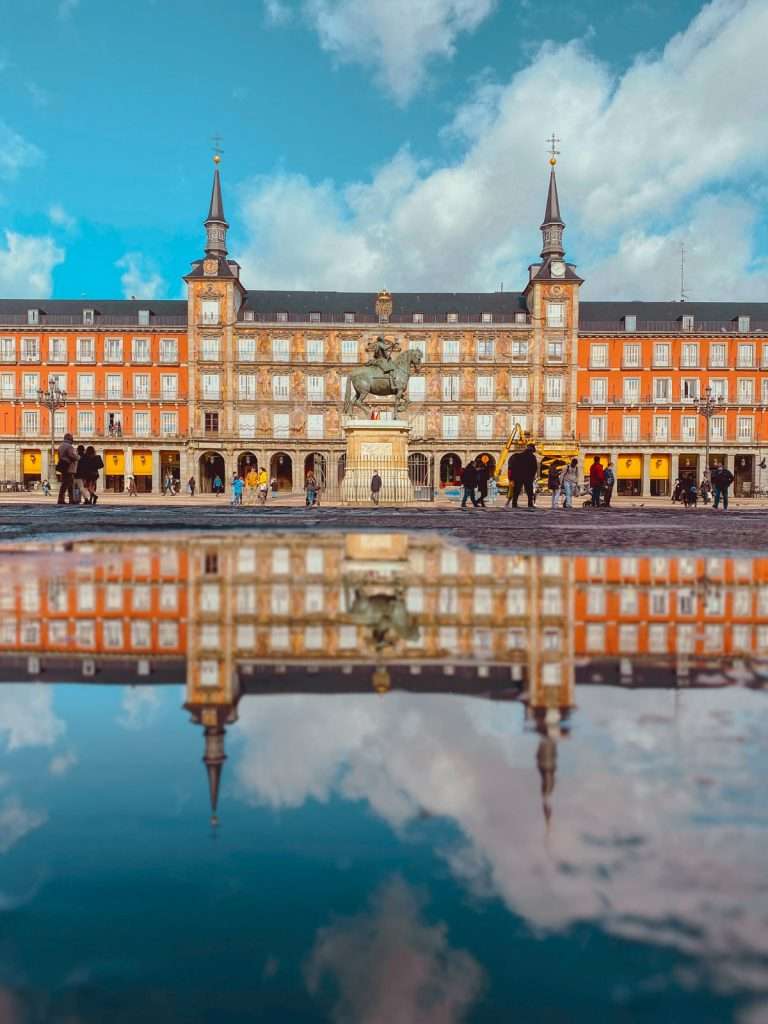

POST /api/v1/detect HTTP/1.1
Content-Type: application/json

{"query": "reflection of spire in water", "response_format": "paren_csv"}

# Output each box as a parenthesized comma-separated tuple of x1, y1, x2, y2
(203, 725, 227, 828)
(372, 666, 391, 694)
(536, 735, 558, 827)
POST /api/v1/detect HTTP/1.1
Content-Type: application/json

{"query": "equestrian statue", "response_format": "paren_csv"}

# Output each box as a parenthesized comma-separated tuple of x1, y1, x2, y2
(343, 336, 423, 417)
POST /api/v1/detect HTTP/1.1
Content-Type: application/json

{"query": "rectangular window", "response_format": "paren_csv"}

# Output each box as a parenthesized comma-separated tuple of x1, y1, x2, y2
(654, 415, 669, 441)
(272, 374, 290, 399)
(238, 373, 257, 400)
(22, 372, 39, 398)
(77, 337, 95, 363)
(623, 315, 637, 332)
(0, 373, 13, 398)
(160, 374, 177, 399)
(681, 315, 695, 332)
(22, 410, 38, 434)
(681, 378, 700, 401)
(344, 312, 355, 324)
(53, 410, 66, 436)
(133, 373, 150, 399)
(623, 377, 640, 403)
(340, 338, 358, 363)
(590, 343, 608, 368)
(710, 416, 725, 442)
(27, 308, 39, 325)
(443, 375, 460, 401)
(78, 373, 95, 399)
(545, 376, 563, 402)
(0, 337, 15, 362)
(131, 337, 150, 363)
(514, 311, 527, 324)
(307, 413, 324, 439)
(309, 312, 321, 323)
(78, 410, 94, 435)
(476, 375, 494, 401)
(238, 413, 255, 438)
(709, 342, 727, 368)
(104, 337, 123, 362)
(590, 415, 606, 442)
(681, 415, 697, 441)
(762, 379, 768, 405)
(409, 338, 426, 360)
(408, 376, 426, 401)
(21, 337, 40, 362)
(133, 411, 150, 436)
(653, 342, 670, 367)
(306, 338, 324, 362)
(738, 315, 750, 333)
(623, 415, 640, 441)
(273, 412, 290, 438)
(681, 342, 699, 367)
(590, 377, 607, 403)
(201, 337, 220, 361)
(737, 378, 754, 403)
(623, 342, 641, 367)
(544, 414, 563, 439)
(762, 343, 768, 368)
(442, 338, 460, 362)
(475, 413, 493, 438)
(306, 374, 325, 401)
(509, 376, 528, 402)
(201, 373, 220, 400)
(737, 416, 753, 440)
(481, 311, 493, 324)
(272, 337, 290, 361)
(412, 312, 424, 324)
(511, 340, 528, 362)
(476, 338, 494, 361)
(547, 340, 563, 362)
(161, 412, 177, 435)
(236, 337, 256, 362)
(201, 299, 219, 325)
(546, 302, 565, 327)
(738, 343, 755, 367)
(443, 414, 459, 439)
(652, 377, 671, 402)
(710, 378, 727, 401)
(204, 412, 219, 433)
(137, 309, 150, 327)
(45, 337, 65, 363)
(275, 311, 288, 323)
(157, 337, 177, 363)
(446, 312, 458, 323)
(106, 374, 122, 399)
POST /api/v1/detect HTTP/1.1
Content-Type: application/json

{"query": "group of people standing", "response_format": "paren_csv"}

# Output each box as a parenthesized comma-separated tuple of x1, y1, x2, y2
(672, 465, 735, 509)
(55, 434, 104, 505)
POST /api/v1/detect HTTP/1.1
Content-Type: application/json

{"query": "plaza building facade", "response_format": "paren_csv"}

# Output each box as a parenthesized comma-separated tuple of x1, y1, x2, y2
(0, 158, 766, 495)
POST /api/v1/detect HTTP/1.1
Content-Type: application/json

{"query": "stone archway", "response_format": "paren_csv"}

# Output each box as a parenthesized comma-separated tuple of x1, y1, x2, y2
(304, 452, 327, 488)
(270, 452, 293, 492)
(199, 451, 226, 493)
(475, 451, 496, 476)
(408, 452, 429, 486)
(238, 451, 258, 477)
(439, 452, 462, 486)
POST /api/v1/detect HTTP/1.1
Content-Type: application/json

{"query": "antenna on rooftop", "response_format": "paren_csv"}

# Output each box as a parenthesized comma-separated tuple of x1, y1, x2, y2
(679, 243, 688, 303)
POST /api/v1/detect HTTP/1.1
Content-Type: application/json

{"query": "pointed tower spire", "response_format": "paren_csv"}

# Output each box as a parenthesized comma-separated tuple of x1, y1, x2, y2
(540, 134, 565, 259)
(203, 724, 227, 828)
(204, 153, 229, 258)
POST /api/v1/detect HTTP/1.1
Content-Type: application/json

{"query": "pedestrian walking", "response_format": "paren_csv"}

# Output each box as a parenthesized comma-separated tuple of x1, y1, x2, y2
(461, 462, 478, 508)
(80, 445, 104, 504)
(305, 471, 319, 507)
(42, 479, 51, 497)
(560, 458, 579, 509)
(475, 460, 489, 508)
(672, 477, 684, 503)
(602, 460, 615, 508)
(73, 445, 87, 504)
(547, 462, 562, 510)
(163, 472, 176, 496)
(506, 444, 538, 509)
(700, 473, 712, 505)
(711, 463, 734, 510)
(231, 475, 244, 506)
(258, 468, 269, 505)
(245, 467, 259, 504)
(56, 433, 78, 505)
(370, 470, 383, 505)
(589, 456, 605, 508)
(188, 476, 196, 497)
(126, 474, 137, 496)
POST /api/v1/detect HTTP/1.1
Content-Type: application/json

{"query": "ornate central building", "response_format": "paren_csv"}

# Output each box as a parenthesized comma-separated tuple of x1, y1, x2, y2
(0, 156, 766, 496)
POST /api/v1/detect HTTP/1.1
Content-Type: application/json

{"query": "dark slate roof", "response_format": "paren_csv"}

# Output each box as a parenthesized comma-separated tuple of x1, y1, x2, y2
(580, 301, 768, 331)
(0, 298, 187, 327)
(542, 167, 563, 225)
(207, 167, 227, 224)
(241, 290, 528, 324)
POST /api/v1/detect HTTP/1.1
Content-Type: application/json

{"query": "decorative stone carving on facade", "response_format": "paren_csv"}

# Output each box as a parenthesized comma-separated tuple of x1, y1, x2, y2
(375, 289, 393, 321)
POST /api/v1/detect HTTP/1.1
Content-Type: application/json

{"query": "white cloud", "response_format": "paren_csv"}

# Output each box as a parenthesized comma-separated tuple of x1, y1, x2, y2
(49, 750, 78, 777)
(0, 120, 43, 180)
(58, 0, 79, 19)
(0, 230, 64, 297)
(115, 252, 166, 300)
(48, 203, 77, 232)
(301, 0, 497, 104)
(0, 797, 47, 855)
(0, 685, 66, 752)
(264, 0, 293, 24)
(239, 0, 768, 298)
(117, 687, 162, 730)
(305, 877, 485, 1023)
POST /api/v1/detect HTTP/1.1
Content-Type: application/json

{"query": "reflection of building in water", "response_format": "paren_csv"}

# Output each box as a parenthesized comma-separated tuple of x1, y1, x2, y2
(2, 536, 768, 821)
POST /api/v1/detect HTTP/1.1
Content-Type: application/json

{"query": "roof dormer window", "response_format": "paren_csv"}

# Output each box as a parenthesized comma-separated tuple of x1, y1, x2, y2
(481, 312, 493, 323)
(243, 309, 255, 322)
(344, 312, 355, 324)
(137, 308, 150, 327)
(680, 314, 695, 332)
(412, 313, 424, 324)
(737, 315, 750, 333)
(623, 315, 637, 332)
(83, 308, 95, 326)
(446, 312, 458, 323)
(275, 311, 288, 323)
(309, 311, 321, 323)
(27, 308, 39, 325)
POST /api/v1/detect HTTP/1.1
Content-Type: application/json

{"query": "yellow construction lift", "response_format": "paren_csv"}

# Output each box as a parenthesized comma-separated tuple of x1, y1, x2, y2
(494, 423, 580, 490)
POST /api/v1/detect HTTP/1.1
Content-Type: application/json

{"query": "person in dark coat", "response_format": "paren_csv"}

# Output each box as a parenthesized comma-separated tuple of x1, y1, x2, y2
(474, 460, 489, 508)
(370, 471, 382, 505)
(505, 444, 538, 508)
(461, 462, 478, 508)
(711, 463, 734, 510)
(79, 445, 104, 504)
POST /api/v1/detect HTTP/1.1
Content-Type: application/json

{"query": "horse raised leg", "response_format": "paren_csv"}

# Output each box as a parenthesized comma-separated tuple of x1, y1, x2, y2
(345, 379, 370, 417)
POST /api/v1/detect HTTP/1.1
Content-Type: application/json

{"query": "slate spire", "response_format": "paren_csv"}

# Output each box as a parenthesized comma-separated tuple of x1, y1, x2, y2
(204, 155, 229, 258)
(540, 135, 565, 259)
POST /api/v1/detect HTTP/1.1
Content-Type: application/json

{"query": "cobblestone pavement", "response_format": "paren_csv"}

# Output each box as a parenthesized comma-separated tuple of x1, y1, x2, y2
(0, 500, 767, 553)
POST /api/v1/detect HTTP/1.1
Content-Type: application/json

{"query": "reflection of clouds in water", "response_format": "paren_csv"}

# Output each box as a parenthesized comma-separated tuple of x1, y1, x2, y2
(117, 687, 161, 730)
(0, 684, 65, 751)
(0, 796, 46, 854)
(305, 877, 484, 1024)
(235, 689, 768, 985)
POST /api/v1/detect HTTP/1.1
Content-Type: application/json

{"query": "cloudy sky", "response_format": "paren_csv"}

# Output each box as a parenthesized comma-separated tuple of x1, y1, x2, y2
(1, 0, 767, 301)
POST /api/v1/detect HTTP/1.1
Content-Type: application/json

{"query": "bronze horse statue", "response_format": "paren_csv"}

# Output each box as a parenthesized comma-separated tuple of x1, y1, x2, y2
(343, 348, 423, 417)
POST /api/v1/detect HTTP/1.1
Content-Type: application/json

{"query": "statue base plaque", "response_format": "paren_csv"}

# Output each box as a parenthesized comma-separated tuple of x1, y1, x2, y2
(341, 418, 416, 505)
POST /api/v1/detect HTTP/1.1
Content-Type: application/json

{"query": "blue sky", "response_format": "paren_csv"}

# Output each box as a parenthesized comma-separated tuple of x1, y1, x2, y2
(0, 0, 766, 300)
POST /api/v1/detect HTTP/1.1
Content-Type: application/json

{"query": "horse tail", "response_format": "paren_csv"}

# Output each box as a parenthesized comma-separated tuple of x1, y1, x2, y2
(344, 373, 353, 415)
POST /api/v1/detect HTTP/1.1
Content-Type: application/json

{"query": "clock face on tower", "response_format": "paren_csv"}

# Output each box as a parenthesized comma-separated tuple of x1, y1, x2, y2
(550, 260, 566, 278)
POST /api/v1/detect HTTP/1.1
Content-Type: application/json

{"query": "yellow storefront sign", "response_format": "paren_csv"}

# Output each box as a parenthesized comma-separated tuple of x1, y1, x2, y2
(617, 454, 642, 480)
(105, 450, 125, 475)
(650, 455, 670, 480)
(583, 453, 608, 475)
(133, 450, 153, 476)
(22, 449, 41, 474)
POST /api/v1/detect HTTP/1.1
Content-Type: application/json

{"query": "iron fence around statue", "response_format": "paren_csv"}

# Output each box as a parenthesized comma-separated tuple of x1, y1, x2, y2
(316, 454, 435, 504)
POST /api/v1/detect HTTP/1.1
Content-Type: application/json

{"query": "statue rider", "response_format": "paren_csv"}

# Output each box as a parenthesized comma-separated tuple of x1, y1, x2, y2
(366, 335, 398, 383)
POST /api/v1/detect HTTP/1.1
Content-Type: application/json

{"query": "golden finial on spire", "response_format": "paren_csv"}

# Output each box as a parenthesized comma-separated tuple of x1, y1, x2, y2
(546, 132, 560, 167)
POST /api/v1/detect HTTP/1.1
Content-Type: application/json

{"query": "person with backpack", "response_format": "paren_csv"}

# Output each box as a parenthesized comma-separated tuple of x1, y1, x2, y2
(711, 463, 735, 510)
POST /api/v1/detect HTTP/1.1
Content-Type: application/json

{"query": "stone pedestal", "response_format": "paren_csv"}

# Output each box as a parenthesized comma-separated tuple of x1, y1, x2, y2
(341, 419, 415, 505)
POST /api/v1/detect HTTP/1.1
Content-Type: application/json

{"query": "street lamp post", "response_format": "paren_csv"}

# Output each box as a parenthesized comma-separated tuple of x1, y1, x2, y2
(695, 384, 723, 481)
(37, 383, 67, 484)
